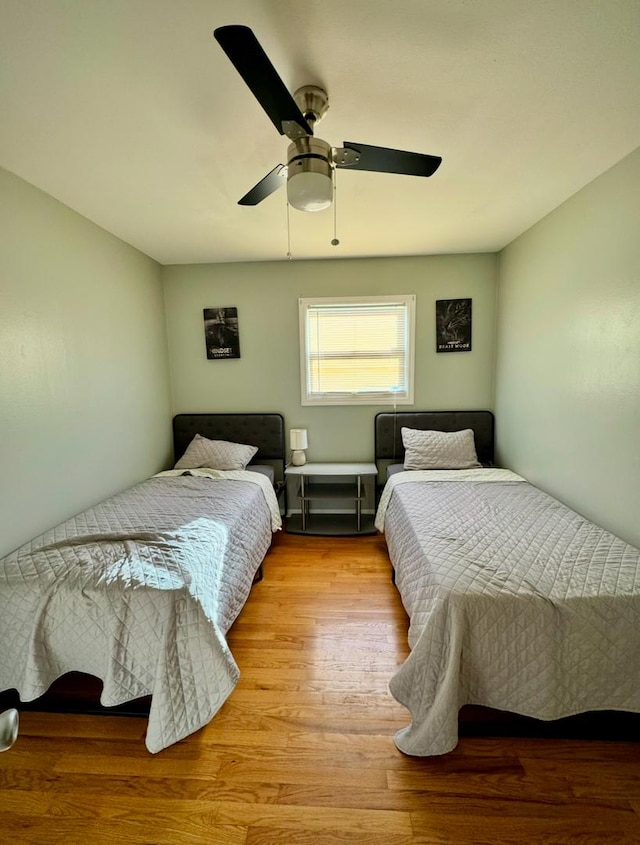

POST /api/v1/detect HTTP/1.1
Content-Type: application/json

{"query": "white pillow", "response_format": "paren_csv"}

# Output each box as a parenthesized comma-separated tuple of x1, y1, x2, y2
(401, 427, 481, 470)
(174, 434, 258, 471)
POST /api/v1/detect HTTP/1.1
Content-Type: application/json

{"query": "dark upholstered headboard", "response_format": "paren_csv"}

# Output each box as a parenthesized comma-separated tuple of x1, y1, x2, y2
(172, 413, 285, 469)
(375, 410, 495, 467)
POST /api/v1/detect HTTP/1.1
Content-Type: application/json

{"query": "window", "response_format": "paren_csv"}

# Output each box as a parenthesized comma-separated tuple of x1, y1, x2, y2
(299, 295, 415, 406)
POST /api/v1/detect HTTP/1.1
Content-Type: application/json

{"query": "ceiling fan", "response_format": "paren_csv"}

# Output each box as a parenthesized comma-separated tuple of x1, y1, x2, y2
(213, 25, 442, 212)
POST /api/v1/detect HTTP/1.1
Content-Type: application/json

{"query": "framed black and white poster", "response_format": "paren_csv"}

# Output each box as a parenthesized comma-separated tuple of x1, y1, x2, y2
(203, 307, 241, 359)
(435, 298, 472, 353)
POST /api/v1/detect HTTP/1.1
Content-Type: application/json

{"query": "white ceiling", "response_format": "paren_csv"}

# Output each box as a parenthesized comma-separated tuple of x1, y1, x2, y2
(1, 0, 639, 266)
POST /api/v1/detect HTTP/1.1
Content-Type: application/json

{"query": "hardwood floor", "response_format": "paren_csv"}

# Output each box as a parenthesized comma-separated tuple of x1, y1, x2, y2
(1, 531, 639, 844)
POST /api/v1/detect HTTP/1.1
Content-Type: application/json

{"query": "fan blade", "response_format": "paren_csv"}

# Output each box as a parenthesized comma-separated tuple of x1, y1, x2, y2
(214, 25, 312, 138)
(336, 142, 442, 177)
(238, 164, 287, 206)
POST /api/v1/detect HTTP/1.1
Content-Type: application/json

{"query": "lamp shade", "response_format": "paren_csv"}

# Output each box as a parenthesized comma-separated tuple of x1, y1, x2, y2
(289, 428, 308, 450)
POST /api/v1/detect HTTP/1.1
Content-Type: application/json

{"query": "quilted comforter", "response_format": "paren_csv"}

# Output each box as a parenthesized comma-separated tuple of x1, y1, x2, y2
(0, 470, 281, 752)
(376, 469, 640, 756)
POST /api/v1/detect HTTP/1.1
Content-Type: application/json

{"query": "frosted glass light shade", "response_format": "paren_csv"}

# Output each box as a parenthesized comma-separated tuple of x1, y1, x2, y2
(287, 171, 332, 212)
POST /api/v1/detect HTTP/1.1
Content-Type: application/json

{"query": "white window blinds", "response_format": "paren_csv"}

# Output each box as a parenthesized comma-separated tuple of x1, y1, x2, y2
(299, 295, 415, 406)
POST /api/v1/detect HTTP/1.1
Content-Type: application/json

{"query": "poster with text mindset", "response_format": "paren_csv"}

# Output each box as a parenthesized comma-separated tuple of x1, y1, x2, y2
(204, 307, 241, 359)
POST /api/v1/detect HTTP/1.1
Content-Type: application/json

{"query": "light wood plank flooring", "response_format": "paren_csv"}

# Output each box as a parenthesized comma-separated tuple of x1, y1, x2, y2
(1, 531, 639, 844)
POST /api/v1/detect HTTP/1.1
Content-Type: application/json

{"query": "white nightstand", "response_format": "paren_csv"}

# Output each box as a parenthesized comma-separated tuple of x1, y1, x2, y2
(285, 462, 378, 536)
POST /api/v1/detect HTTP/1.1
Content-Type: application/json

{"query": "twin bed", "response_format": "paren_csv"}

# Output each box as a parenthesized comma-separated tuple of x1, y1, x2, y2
(374, 410, 640, 755)
(0, 413, 284, 753)
(2, 409, 638, 757)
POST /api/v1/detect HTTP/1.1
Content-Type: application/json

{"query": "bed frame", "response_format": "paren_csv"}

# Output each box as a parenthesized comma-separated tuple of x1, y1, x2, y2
(374, 408, 640, 743)
(0, 413, 286, 719)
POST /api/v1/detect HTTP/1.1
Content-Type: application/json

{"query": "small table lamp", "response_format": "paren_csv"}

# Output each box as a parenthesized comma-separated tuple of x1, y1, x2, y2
(290, 428, 308, 466)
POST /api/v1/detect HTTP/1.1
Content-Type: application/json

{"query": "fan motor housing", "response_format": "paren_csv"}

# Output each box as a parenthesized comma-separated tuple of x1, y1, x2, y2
(293, 85, 329, 126)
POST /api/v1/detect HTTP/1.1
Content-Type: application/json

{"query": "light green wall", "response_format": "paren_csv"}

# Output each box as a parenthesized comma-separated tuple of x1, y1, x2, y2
(5, 144, 637, 550)
(0, 167, 173, 557)
(495, 146, 640, 549)
(163, 253, 497, 465)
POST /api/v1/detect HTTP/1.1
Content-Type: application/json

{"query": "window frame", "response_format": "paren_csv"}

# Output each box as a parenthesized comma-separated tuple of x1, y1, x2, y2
(298, 294, 416, 407)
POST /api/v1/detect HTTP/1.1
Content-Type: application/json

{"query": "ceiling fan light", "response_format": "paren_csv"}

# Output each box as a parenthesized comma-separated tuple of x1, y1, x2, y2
(286, 137, 333, 212)
(287, 170, 333, 212)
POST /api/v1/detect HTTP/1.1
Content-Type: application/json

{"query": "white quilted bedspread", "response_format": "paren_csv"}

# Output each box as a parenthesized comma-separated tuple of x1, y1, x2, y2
(0, 471, 280, 752)
(377, 470, 640, 756)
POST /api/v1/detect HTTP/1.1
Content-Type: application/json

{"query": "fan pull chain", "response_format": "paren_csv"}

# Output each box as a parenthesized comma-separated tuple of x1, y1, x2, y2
(286, 200, 292, 259)
(331, 171, 339, 246)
